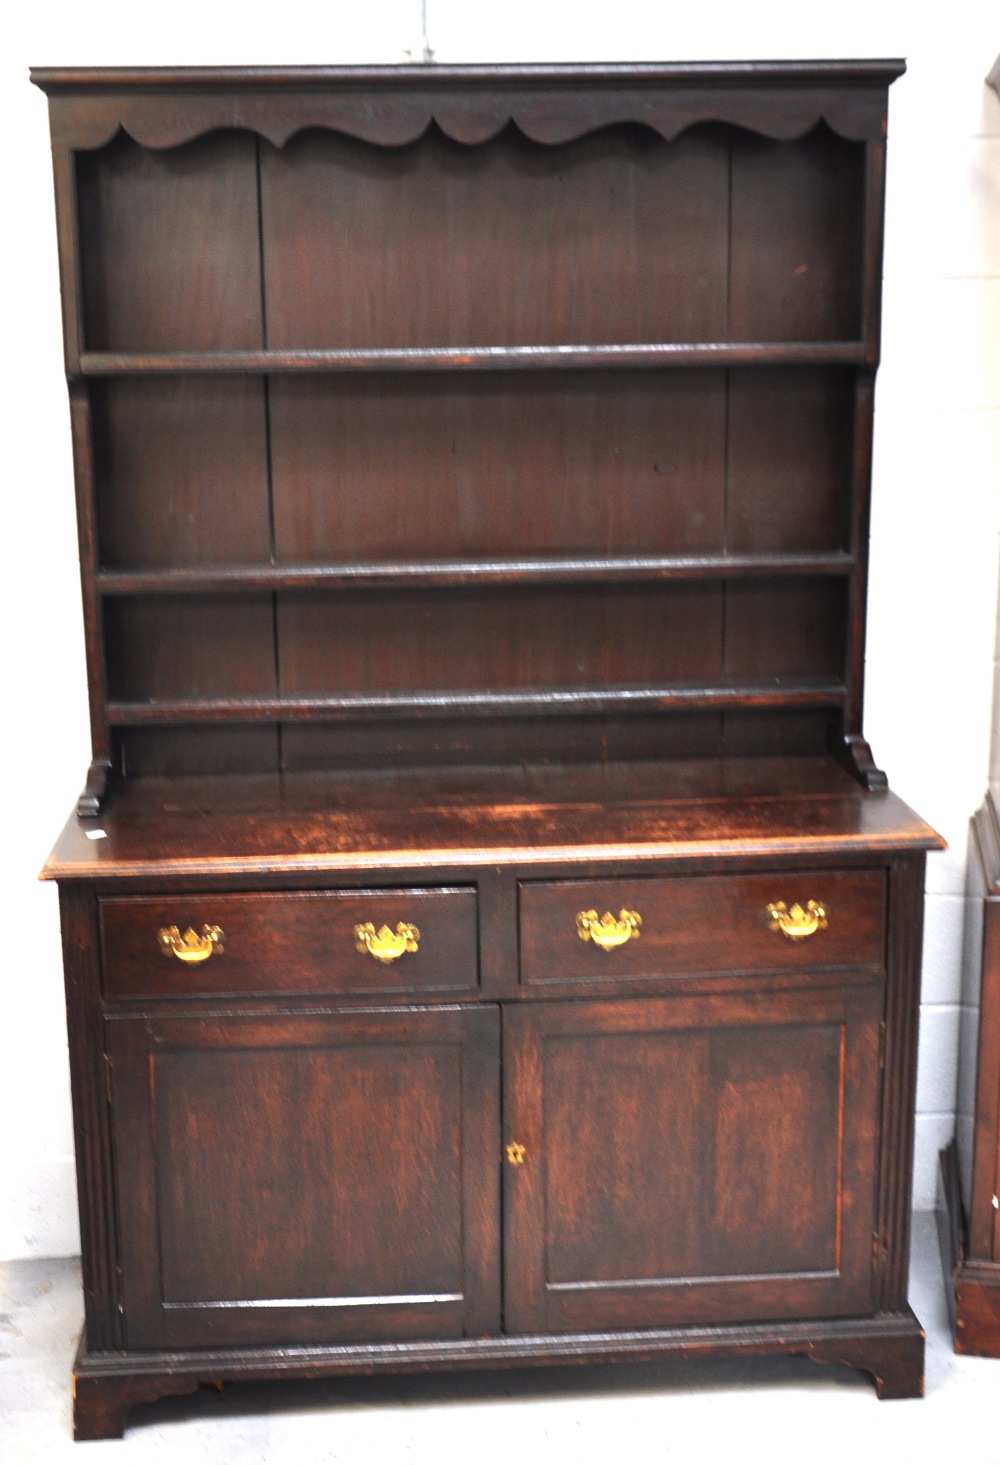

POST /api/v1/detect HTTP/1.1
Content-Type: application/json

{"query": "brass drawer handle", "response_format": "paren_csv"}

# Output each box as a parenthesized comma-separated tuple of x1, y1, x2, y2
(157, 925, 225, 964)
(576, 908, 642, 951)
(766, 901, 827, 941)
(354, 921, 420, 964)
(506, 1142, 527, 1166)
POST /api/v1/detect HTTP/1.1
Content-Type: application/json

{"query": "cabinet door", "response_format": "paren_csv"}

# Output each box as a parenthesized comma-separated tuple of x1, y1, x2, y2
(107, 1006, 499, 1348)
(503, 988, 882, 1333)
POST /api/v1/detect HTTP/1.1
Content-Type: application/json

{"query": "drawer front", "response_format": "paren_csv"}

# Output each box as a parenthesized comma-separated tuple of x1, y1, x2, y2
(101, 888, 478, 999)
(519, 870, 885, 988)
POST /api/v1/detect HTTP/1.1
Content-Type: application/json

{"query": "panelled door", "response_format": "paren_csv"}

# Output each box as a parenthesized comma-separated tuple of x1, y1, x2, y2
(108, 989, 885, 1348)
(502, 987, 883, 1334)
(107, 1005, 500, 1348)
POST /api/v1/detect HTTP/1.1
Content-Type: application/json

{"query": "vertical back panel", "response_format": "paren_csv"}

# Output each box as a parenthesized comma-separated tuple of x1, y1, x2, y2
(276, 585, 725, 697)
(260, 123, 730, 348)
(729, 126, 865, 342)
(76, 131, 265, 352)
(93, 379, 271, 568)
(726, 369, 854, 553)
(270, 371, 727, 562)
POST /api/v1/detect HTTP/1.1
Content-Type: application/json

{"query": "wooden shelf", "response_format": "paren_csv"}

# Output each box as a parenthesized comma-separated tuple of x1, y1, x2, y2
(97, 553, 857, 597)
(106, 682, 849, 725)
(77, 343, 871, 376)
(61, 66, 879, 782)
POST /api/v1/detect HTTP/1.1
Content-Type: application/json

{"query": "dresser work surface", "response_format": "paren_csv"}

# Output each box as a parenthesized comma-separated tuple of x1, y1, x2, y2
(44, 758, 938, 878)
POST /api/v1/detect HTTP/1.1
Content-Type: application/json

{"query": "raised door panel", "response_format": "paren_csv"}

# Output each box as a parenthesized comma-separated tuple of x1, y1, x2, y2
(503, 988, 882, 1333)
(107, 1006, 500, 1347)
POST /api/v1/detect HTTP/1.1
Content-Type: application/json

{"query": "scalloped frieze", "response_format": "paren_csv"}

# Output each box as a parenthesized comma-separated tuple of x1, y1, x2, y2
(48, 83, 890, 153)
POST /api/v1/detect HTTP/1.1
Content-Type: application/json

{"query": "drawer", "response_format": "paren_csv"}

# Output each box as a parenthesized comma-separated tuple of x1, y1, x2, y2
(519, 870, 885, 988)
(101, 888, 478, 999)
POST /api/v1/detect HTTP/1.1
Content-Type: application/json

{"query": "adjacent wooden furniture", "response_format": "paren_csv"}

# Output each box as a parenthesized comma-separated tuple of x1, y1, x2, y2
(32, 62, 943, 1440)
(938, 790, 1000, 1353)
(935, 54, 1000, 1360)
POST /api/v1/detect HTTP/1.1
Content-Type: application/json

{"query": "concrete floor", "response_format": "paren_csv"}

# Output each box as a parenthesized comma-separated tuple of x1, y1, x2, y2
(1, 1214, 998, 1462)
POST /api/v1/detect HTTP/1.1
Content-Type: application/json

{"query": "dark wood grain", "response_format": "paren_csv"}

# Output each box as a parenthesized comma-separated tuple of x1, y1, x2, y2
(105, 683, 848, 725)
(938, 791, 1000, 1354)
(726, 369, 854, 553)
(276, 585, 724, 699)
(967, 797, 1000, 1260)
(92, 378, 270, 568)
(96, 552, 856, 596)
(107, 1005, 500, 1348)
(276, 706, 741, 777)
(35, 64, 902, 164)
(503, 987, 881, 1332)
(269, 371, 727, 561)
(955, 1265, 1000, 1356)
(49, 145, 86, 372)
(724, 580, 847, 683)
(41, 757, 944, 884)
(719, 708, 830, 760)
(69, 1306, 924, 1441)
(118, 726, 280, 779)
(274, 710, 828, 776)
(78, 759, 113, 819)
(729, 126, 864, 343)
(78, 342, 871, 374)
(76, 130, 263, 353)
(844, 374, 876, 744)
(278, 710, 615, 776)
(261, 124, 728, 351)
(58, 887, 122, 1350)
(518, 867, 886, 989)
(68, 385, 110, 771)
(874, 854, 927, 1311)
(101, 887, 479, 999)
(859, 141, 888, 363)
(73, 1339, 199, 1442)
(33, 62, 931, 1440)
(104, 595, 277, 703)
(938, 1142, 1000, 1357)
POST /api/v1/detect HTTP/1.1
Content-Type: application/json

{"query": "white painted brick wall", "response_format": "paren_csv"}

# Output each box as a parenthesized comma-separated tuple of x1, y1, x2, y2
(3, 0, 997, 1256)
(868, 18, 1000, 1208)
(1, 0, 429, 1265)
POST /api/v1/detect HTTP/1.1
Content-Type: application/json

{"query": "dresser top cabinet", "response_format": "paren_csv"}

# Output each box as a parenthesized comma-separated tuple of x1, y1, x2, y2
(32, 63, 944, 1441)
(31, 58, 924, 824)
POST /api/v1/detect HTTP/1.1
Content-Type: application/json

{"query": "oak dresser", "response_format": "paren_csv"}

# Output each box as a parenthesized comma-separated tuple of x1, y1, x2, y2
(31, 61, 943, 1438)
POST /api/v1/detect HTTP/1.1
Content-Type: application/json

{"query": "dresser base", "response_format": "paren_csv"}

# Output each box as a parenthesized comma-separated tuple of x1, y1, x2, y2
(72, 1312, 925, 1439)
(937, 1141, 1000, 1357)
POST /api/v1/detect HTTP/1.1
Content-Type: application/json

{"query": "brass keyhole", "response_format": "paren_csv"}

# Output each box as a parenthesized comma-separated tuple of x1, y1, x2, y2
(506, 1142, 526, 1166)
